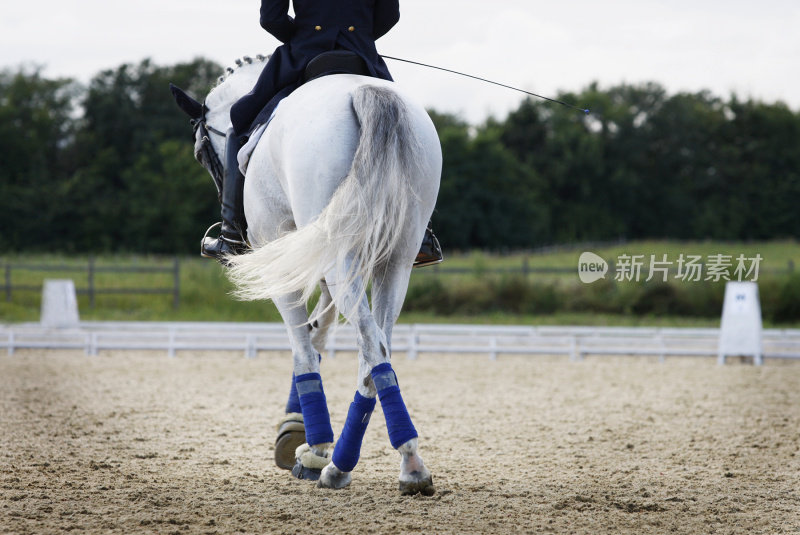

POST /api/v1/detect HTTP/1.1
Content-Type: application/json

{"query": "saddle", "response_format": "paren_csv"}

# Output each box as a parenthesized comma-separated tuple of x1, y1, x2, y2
(239, 51, 372, 174)
(303, 50, 369, 83)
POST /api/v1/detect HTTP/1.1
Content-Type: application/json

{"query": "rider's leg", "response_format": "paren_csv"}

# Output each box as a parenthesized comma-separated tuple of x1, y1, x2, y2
(201, 128, 248, 263)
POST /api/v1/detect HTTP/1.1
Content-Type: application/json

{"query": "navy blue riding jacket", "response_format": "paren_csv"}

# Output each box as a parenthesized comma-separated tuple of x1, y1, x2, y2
(230, 0, 399, 136)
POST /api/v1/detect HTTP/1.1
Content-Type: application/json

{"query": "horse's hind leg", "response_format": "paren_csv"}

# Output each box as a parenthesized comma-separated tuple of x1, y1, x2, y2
(308, 280, 337, 355)
(371, 259, 434, 496)
(272, 292, 334, 478)
(318, 265, 433, 495)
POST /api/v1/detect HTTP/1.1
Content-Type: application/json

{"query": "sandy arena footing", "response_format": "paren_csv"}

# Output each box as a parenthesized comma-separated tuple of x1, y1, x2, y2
(1, 351, 798, 534)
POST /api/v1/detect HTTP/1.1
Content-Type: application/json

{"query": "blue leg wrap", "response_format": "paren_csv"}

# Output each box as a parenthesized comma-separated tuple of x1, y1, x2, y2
(296, 372, 334, 446)
(331, 392, 376, 472)
(285, 374, 301, 414)
(286, 354, 320, 414)
(371, 363, 418, 449)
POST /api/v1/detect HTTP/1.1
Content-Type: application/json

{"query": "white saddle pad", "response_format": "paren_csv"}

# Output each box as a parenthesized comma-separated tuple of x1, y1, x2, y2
(237, 122, 267, 176)
(236, 104, 280, 176)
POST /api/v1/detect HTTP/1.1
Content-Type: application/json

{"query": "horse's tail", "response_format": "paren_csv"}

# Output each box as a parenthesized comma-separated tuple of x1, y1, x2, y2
(226, 84, 421, 319)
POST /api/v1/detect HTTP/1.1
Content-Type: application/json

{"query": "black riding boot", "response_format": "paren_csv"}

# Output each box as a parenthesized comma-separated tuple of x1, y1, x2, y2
(201, 128, 248, 263)
(414, 222, 444, 268)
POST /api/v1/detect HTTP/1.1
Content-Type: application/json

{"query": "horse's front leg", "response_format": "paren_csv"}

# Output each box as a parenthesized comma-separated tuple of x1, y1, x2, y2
(272, 293, 334, 479)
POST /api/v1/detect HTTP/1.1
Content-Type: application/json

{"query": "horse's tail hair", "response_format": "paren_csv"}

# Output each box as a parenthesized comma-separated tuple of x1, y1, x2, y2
(225, 84, 421, 321)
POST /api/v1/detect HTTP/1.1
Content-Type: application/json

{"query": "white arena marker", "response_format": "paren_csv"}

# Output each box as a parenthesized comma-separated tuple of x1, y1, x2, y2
(718, 282, 762, 365)
(41, 279, 80, 328)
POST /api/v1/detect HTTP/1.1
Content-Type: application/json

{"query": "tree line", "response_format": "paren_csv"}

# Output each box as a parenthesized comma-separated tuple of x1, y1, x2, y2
(2, 59, 798, 254)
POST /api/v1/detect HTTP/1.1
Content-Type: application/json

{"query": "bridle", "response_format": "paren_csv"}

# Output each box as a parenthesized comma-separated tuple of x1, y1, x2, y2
(190, 103, 227, 196)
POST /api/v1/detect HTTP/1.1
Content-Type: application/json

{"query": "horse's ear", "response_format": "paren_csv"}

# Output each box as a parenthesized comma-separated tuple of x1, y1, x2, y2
(169, 83, 203, 119)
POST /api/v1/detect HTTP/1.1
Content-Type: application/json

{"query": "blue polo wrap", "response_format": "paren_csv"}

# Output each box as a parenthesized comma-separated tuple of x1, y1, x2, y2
(331, 392, 376, 472)
(286, 355, 322, 414)
(371, 363, 418, 449)
(295, 372, 334, 446)
(285, 373, 301, 414)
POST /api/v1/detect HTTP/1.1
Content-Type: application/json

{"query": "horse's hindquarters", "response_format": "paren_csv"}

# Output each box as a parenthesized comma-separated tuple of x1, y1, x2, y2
(229, 75, 442, 309)
(274, 75, 441, 225)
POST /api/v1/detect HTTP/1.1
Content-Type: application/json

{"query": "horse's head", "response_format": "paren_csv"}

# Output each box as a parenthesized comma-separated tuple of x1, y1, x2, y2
(169, 82, 226, 190)
(169, 56, 269, 185)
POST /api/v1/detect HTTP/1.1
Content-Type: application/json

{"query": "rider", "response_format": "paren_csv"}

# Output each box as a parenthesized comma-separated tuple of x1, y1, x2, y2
(201, 0, 443, 267)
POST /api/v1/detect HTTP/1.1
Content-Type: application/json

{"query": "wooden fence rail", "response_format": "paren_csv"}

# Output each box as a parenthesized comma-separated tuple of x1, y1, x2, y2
(3, 258, 180, 308)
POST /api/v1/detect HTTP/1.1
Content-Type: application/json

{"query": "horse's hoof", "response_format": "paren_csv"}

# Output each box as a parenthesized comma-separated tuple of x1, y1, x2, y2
(399, 473, 435, 496)
(317, 463, 351, 490)
(291, 460, 321, 481)
(274, 415, 305, 470)
(290, 443, 332, 481)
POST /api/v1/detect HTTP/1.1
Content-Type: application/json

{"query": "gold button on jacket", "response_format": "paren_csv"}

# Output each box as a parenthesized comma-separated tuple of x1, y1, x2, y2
(348, 26, 355, 32)
(314, 25, 322, 31)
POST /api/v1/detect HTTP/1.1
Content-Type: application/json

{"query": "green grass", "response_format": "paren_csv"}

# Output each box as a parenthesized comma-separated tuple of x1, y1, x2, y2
(2, 240, 799, 327)
(418, 239, 798, 278)
(0, 255, 282, 323)
(402, 240, 800, 327)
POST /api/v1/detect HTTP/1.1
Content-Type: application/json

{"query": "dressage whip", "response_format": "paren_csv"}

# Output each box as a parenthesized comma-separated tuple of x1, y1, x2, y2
(381, 55, 590, 114)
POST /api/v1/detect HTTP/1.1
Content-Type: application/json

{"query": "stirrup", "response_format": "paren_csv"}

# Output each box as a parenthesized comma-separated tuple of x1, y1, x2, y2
(413, 255, 444, 269)
(413, 228, 443, 268)
(200, 222, 249, 262)
(201, 221, 222, 246)
(201, 222, 248, 247)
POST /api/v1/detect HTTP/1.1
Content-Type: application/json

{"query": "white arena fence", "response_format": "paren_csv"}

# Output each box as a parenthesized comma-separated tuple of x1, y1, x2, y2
(2, 321, 800, 364)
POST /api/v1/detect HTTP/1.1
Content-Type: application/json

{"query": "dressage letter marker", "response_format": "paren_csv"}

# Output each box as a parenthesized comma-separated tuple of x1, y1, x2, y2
(371, 363, 418, 449)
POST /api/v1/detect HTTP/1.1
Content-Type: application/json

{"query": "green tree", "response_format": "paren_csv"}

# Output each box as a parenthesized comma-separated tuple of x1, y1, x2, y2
(430, 111, 548, 249)
(61, 57, 222, 252)
(5, 62, 800, 253)
(124, 140, 217, 253)
(499, 90, 621, 242)
(0, 67, 80, 249)
(636, 90, 729, 238)
(719, 98, 800, 240)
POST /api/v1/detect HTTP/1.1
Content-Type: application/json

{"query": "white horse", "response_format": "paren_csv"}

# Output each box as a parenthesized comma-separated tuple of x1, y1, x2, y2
(170, 57, 441, 495)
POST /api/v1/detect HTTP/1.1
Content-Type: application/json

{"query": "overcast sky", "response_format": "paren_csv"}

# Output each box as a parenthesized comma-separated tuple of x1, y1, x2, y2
(2, 0, 798, 123)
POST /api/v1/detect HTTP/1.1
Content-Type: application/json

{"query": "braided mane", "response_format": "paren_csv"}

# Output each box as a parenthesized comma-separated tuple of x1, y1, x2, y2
(215, 54, 270, 85)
